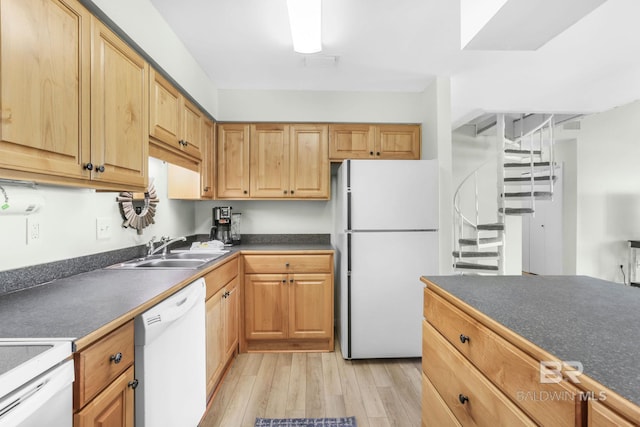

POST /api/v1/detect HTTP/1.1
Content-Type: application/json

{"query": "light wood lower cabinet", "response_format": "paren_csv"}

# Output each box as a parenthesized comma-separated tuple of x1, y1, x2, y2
(242, 253, 334, 352)
(74, 366, 135, 427)
(203, 256, 239, 398)
(74, 321, 135, 427)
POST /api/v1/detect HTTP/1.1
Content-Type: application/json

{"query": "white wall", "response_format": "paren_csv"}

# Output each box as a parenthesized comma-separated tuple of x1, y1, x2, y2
(217, 89, 426, 123)
(573, 100, 640, 282)
(0, 158, 195, 272)
(421, 78, 454, 274)
(87, 0, 219, 117)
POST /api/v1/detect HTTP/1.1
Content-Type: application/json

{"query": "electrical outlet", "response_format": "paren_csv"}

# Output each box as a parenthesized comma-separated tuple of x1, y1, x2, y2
(96, 217, 112, 240)
(26, 217, 41, 245)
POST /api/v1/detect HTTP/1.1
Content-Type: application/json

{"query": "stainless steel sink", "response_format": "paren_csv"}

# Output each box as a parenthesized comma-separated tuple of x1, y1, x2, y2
(106, 251, 227, 269)
(133, 259, 207, 268)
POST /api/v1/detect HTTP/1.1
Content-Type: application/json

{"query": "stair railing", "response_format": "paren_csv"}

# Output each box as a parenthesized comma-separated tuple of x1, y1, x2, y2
(453, 159, 495, 268)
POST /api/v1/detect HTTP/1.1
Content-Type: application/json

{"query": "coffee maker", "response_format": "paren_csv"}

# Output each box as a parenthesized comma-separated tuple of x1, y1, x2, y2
(210, 206, 233, 245)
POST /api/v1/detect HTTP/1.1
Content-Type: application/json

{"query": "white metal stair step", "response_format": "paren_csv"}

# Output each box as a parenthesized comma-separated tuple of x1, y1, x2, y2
(504, 175, 556, 184)
(499, 207, 535, 215)
(504, 161, 552, 169)
(502, 191, 553, 199)
(504, 149, 542, 156)
(453, 262, 499, 271)
(452, 251, 500, 258)
(458, 237, 503, 247)
(477, 223, 505, 231)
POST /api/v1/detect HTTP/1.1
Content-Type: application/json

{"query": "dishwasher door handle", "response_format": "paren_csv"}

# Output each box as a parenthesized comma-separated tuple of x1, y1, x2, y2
(136, 279, 206, 345)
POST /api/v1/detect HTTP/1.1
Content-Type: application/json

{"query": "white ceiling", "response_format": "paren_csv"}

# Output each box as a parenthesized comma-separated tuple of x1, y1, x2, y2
(148, 0, 640, 125)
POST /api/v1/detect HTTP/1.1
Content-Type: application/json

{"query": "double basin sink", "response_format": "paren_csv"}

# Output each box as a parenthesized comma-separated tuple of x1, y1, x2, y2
(107, 251, 228, 270)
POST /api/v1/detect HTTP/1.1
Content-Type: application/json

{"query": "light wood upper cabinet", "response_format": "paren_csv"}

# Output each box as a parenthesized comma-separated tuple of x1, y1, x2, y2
(328, 124, 374, 160)
(200, 118, 214, 198)
(217, 123, 250, 198)
(329, 123, 421, 161)
(0, 0, 149, 191)
(249, 123, 329, 199)
(91, 18, 148, 189)
(149, 68, 181, 147)
(289, 124, 329, 198)
(376, 124, 421, 159)
(149, 68, 202, 161)
(0, 0, 91, 180)
(250, 123, 290, 198)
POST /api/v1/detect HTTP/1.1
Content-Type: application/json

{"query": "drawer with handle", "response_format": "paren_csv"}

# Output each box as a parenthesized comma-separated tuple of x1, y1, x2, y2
(74, 320, 134, 409)
(243, 254, 331, 274)
(424, 288, 579, 426)
(422, 320, 536, 426)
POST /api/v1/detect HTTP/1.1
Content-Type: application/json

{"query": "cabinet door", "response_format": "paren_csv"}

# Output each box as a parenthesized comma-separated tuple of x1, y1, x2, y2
(328, 124, 374, 160)
(217, 123, 250, 198)
(224, 277, 239, 360)
(375, 124, 420, 160)
(205, 286, 225, 397)
(289, 124, 329, 198)
(288, 273, 333, 339)
(0, 0, 91, 179)
(149, 68, 181, 148)
(250, 123, 289, 198)
(91, 18, 148, 189)
(74, 366, 135, 427)
(244, 274, 287, 340)
(200, 118, 214, 198)
(181, 98, 202, 160)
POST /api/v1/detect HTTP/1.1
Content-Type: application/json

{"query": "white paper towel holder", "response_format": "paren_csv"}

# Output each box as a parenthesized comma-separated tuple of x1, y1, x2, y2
(0, 182, 44, 216)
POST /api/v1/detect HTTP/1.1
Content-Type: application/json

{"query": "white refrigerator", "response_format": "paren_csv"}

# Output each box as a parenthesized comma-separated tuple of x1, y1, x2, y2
(334, 159, 439, 359)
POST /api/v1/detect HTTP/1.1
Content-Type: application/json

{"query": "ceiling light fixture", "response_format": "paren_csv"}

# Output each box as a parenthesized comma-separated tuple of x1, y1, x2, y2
(287, 0, 322, 54)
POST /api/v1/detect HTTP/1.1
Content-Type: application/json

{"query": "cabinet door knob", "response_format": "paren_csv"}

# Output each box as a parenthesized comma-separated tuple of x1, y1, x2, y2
(369, 151, 374, 156)
(458, 394, 469, 404)
(110, 352, 123, 364)
(283, 190, 288, 194)
(285, 262, 290, 267)
(204, 186, 210, 191)
(96, 165, 105, 173)
(183, 140, 189, 147)
(290, 190, 295, 195)
(459, 334, 470, 344)
(282, 279, 286, 283)
(128, 379, 139, 389)
(84, 162, 93, 171)
(289, 279, 294, 283)
(243, 190, 248, 194)
(376, 152, 381, 156)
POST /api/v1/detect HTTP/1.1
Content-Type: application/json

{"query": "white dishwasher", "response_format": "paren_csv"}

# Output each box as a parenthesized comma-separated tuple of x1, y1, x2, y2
(135, 278, 206, 427)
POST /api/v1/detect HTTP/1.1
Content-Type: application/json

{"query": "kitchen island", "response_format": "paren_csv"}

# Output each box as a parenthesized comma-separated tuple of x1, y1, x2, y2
(421, 275, 640, 426)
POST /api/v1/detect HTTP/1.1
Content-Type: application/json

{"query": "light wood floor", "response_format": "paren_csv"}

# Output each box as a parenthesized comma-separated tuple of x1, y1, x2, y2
(200, 342, 422, 427)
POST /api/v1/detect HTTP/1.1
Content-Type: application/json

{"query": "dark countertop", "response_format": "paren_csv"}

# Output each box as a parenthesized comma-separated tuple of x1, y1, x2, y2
(0, 242, 333, 349)
(422, 275, 640, 407)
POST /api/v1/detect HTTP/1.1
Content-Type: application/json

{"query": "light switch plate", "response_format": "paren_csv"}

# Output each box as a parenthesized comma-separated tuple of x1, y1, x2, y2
(96, 217, 112, 240)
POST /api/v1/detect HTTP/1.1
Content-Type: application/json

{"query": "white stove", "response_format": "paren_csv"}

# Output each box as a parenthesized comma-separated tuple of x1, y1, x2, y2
(0, 339, 74, 426)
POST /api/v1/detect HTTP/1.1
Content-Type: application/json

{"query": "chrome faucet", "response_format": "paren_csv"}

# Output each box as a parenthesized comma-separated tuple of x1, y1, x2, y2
(149, 236, 187, 257)
(146, 236, 157, 256)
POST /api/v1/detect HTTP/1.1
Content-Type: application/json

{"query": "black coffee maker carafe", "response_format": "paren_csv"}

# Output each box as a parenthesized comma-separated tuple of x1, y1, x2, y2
(210, 206, 233, 245)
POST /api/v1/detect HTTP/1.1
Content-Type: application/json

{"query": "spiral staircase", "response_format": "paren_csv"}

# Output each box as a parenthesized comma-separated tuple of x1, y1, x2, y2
(453, 113, 557, 274)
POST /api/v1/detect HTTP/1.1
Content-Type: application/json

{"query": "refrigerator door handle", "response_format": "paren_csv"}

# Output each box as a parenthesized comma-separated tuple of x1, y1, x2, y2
(347, 232, 352, 359)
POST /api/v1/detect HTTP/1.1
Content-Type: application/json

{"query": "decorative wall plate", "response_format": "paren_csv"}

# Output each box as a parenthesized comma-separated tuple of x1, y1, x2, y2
(116, 179, 159, 234)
